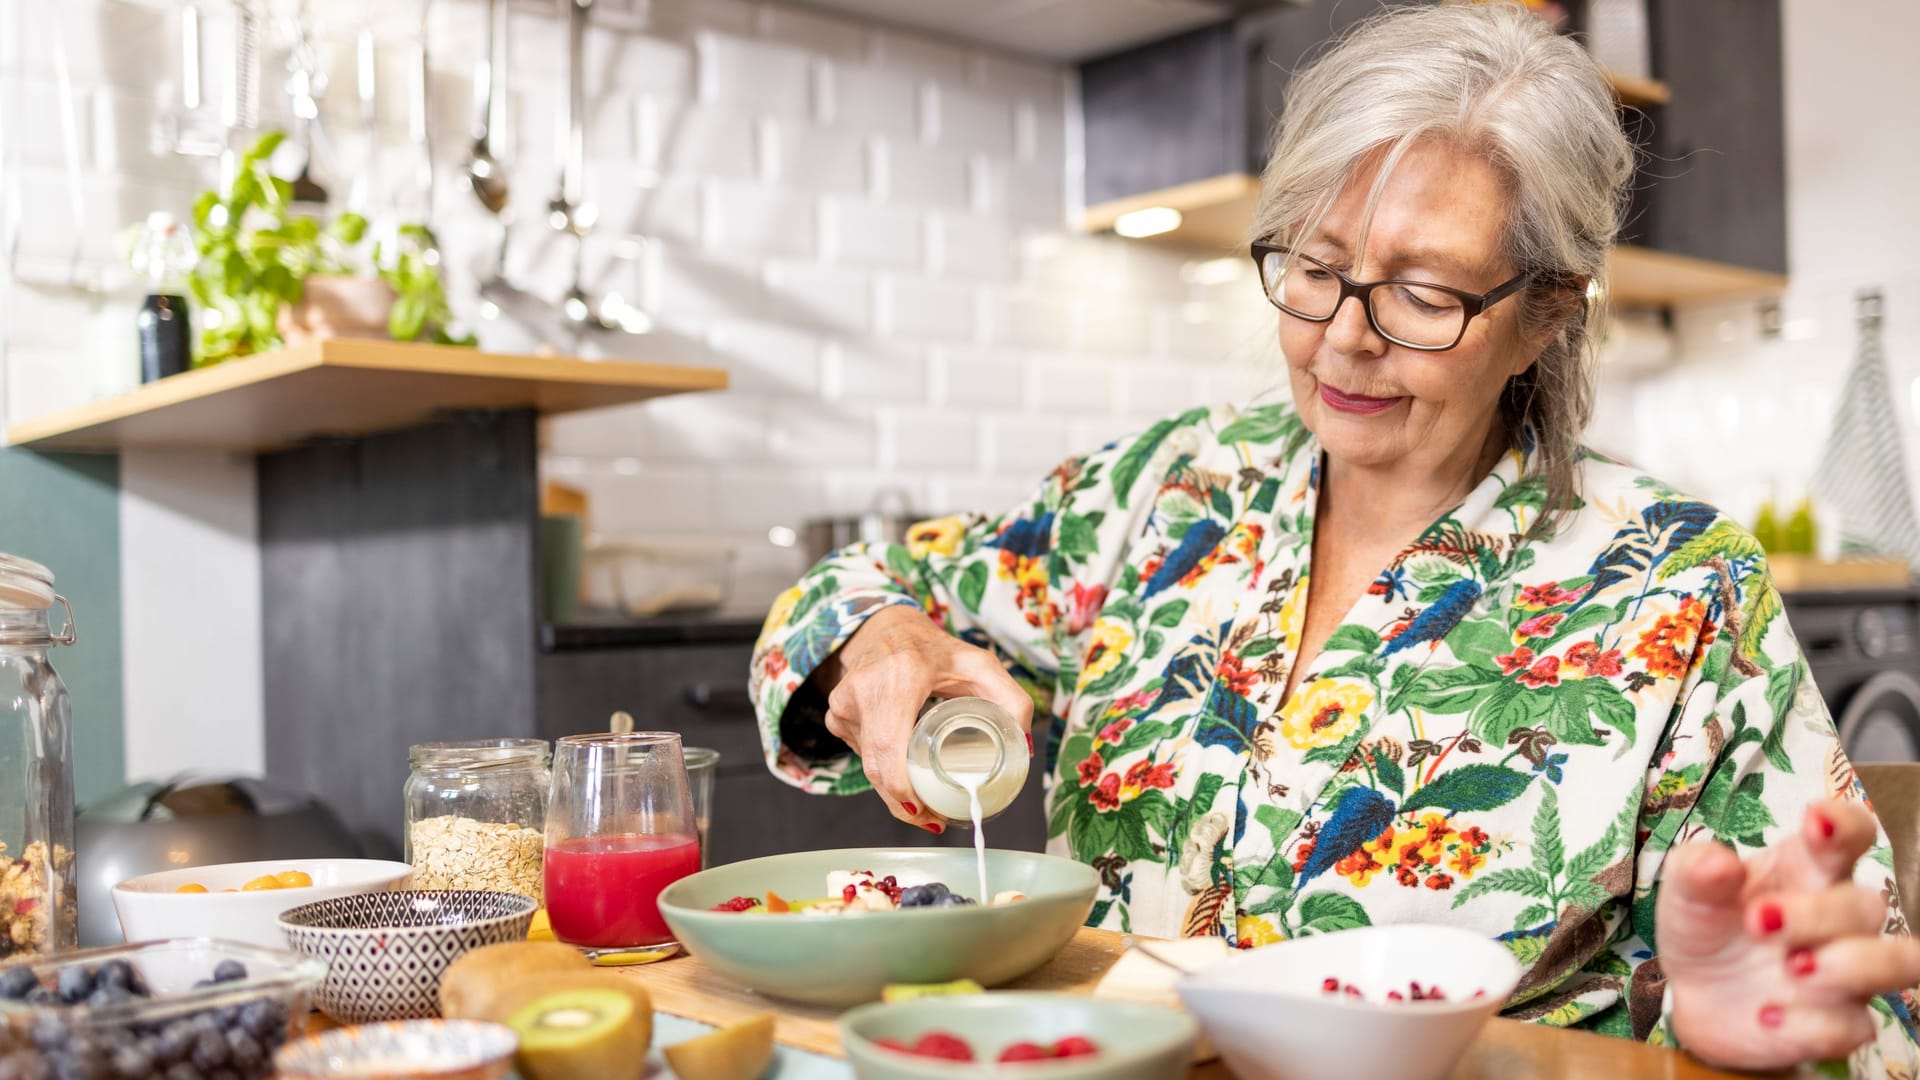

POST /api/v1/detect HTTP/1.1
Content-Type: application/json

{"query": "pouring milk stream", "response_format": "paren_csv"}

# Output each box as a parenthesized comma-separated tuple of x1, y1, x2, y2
(905, 698, 1029, 904)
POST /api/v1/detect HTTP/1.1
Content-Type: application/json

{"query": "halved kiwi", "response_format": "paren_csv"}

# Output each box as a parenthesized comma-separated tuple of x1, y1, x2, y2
(663, 1014, 775, 1080)
(439, 941, 592, 1020)
(491, 972, 652, 1080)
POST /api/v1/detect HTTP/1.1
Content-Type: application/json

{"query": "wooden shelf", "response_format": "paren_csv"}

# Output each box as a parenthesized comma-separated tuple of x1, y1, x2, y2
(4, 339, 729, 453)
(1605, 244, 1787, 307)
(1082, 173, 1786, 307)
(1604, 68, 1671, 109)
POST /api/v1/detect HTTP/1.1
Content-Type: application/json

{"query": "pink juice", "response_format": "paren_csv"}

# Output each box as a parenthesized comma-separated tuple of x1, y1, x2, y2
(544, 833, 702, 948)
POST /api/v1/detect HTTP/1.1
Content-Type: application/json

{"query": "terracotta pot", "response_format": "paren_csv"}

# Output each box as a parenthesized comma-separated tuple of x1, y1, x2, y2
(278, 275, 396, 345)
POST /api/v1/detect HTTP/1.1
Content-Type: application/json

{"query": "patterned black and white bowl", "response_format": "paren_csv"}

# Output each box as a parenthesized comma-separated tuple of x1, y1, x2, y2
(278, 890, 539, 1024)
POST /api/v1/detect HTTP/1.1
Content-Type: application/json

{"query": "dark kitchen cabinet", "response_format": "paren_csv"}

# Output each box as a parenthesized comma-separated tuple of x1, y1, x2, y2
(533, 636, 1050, 868)
(1080, 0, 1788, 297)
(1619, 0, 1787, 274)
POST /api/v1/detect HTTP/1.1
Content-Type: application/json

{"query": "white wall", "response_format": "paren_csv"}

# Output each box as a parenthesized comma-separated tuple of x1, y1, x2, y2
(119, 451, 265, 780)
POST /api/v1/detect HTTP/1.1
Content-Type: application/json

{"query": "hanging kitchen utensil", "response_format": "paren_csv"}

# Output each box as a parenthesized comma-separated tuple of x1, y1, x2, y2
(546, 0, 589, 237)
(464, 0, 511, 216)
(225, 0, 261, 133)
(409, 7, 435, 221)
(284, 1, 329, 206)
(46, 5, 103, 293)
(348, 29, 381, 215)
(153, 3, 224, 158)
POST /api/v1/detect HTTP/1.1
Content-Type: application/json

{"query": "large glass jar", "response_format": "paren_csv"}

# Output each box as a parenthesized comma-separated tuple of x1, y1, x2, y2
(403, 739, 550, 901)
(0, 554, 77, 958)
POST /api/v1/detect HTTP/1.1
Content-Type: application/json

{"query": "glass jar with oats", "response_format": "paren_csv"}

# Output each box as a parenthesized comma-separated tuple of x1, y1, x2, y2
(0, 553, 78, 958)
(404, 739, 550, 901)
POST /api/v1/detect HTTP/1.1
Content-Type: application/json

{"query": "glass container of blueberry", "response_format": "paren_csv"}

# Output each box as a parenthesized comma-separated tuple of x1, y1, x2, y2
(0, 938, 325, 1080)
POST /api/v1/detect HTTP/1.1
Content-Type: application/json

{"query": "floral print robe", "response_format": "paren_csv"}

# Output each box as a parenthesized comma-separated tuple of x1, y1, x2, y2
(749, 401, 1920, 1074)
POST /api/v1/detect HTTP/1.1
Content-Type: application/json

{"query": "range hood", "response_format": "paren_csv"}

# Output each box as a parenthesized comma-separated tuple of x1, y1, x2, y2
(783, 0, 1300, 63)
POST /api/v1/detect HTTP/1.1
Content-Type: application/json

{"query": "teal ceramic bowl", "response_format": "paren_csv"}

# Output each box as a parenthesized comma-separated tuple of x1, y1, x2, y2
(841, 993, 1197, 1080)
(657, 848, 1099, 1006)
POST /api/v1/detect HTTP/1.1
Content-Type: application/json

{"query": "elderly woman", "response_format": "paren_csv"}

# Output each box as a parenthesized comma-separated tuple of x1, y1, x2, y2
(749, 3, 1920, 1073)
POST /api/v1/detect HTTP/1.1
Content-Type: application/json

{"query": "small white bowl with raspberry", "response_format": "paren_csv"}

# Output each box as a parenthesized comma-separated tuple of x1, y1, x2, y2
(1176, 923, 1522, 1080)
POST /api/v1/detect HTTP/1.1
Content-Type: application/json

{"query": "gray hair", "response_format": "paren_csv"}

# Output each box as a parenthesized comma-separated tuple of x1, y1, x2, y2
(1251, 1, 1634, 533)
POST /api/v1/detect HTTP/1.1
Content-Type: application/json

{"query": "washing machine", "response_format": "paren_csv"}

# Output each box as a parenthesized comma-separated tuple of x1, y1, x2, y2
(1785, 588, 1920, 763)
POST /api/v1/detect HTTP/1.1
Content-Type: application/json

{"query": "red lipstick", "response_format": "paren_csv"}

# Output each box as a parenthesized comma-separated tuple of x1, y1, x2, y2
(1319, 383, 1403, 415)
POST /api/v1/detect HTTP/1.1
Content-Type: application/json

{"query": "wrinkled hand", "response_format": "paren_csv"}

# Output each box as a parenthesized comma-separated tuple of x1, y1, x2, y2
(815, 605, 1033, 831)
(1658, 800, 1920, 1070)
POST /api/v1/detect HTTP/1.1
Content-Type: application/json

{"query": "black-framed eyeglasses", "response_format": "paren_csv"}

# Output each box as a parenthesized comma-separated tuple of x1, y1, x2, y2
(1249, 241, 1536, 351)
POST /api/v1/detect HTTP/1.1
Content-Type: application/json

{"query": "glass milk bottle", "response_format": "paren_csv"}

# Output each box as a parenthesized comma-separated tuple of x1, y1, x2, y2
(905, 698, 1029, 826)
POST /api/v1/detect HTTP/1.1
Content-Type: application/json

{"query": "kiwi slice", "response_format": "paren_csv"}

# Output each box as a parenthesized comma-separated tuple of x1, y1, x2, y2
(439, 941, 592, 1020)
(493, 973, 653, 1080)
(664, 1014, 775, 1080)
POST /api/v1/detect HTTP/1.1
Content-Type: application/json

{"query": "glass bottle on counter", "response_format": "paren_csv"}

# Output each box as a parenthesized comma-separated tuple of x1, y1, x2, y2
(0, 553, 78, 958)
(404, 739, 551, 901)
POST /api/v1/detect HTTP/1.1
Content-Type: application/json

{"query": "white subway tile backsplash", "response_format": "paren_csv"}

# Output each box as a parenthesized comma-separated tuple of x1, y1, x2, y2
(599, 28, 697, 99)
(938, 347, 1025, 409)
(767, 403, 880, 465)
(575, 464, 718, 536)
(824, 198, 924, 269)
(985, 291, 1074, 351)
(766, 122, 870, 194)
(824, 62, 920, 140)
(987, 414, 1072, 471)
(17, 1, 172, 94)
(823, 471, 932, 516)
(1030, 357, 1113, 414)
(881, 275, 979, 342)
(931, 214, 1016, 280)
(706, 180, 818, 259)
(1079, 297, 1155, 354)
(590, 170, 704, 246)
(698, 33, 815, 119)
(974, 55, 1065, 109)
(871, 30, 972, 85)
(828, 341, 928, 402)
(1116, 364, 1208, 418)
(713, 467, 828, 531)
(651, 244, 766, 318)
(879, 139, 971, 210)
(764, 258, 874, 332)
(709, 319, 822, 395)
(886, 407, 980, 470)
(643, 99, 760, 180)
(931, 85, 1016, 157)
(930, 473, 1034, 517)
(973, 159, 1064, 228)
(757, 4, 871, 63)
(640, 392, 774, 462)
(647, 0, 759, 40)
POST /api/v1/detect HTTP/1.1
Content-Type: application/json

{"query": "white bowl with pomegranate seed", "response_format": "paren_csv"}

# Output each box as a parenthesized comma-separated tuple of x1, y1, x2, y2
(1176, 923, 1521, 1080)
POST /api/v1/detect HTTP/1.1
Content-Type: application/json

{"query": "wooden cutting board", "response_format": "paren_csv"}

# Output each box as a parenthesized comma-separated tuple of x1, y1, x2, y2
(612, 927, 1761, 1080)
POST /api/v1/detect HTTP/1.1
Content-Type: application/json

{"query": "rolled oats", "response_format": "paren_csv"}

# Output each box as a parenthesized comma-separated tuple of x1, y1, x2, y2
(408, 815, 543, 900)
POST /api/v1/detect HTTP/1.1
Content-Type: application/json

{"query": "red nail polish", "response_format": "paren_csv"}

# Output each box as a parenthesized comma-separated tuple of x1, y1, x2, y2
(1025, 732, 1034, 754)
(1759, 904, 1785, 934)
(902, 801, 918, 816)
(1788, 949, 1815, 976)
(1816, 810, 1836, 839)
(925, 822, 944, 834)
(1759, 1005, 1784, 1029)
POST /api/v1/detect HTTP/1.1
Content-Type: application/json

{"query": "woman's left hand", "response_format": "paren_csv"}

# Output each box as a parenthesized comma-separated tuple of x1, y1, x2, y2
(1657, 799, 1920, 1070)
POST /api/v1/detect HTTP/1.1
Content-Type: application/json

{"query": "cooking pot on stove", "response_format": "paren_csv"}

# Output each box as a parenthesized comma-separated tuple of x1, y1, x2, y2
(74, 775, 364, 946)
(803, 488, 922, 564)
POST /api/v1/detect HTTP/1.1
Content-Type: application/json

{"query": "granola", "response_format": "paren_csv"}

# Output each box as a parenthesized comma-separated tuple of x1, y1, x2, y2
(408, 815, 543, 900)
(0, 841, 76, 957)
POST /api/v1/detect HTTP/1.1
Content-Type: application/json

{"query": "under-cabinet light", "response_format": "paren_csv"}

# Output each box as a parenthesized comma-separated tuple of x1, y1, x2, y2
(1114, 207, 1182, 239)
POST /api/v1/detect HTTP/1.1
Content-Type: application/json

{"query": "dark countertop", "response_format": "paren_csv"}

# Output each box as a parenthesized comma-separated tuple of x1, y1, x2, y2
(540, 611, 763, 651)
(1781, 586, 1920, 608)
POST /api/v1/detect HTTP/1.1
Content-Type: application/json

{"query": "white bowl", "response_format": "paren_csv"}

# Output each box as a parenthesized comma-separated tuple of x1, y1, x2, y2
(1176, 924, 1521, 1080)
(112, 858, 414, 950)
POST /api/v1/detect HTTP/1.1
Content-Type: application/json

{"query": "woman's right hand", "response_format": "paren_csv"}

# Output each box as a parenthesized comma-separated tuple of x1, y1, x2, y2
(815, 604, 1035, 831)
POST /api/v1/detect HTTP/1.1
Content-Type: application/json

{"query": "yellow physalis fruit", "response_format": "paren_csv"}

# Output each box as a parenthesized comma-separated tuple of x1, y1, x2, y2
(527, 908, 555, 942)
(275, 870, 313, 888)
(174, 883, 209, 894)
(241, 875, 283, 892)
(882, 980, 984, 1003)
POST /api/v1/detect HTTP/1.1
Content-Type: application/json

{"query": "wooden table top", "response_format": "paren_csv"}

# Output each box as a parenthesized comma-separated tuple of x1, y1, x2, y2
(617, 927, 1774, 1079)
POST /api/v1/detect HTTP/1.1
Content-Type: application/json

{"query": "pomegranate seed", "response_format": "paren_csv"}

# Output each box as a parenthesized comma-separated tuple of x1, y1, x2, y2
(998, 1042, 1051, 1063)
(1321, 977, 1340, 993)
(1386, 990, 1403, 1001)
(1050, 1037, 1099, 1059)
(911, 1033, 975, 1062)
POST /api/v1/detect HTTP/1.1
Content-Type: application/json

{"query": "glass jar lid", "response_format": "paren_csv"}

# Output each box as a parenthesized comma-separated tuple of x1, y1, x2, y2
(0, 553, 55, 611)
(409, 737, 551, 773)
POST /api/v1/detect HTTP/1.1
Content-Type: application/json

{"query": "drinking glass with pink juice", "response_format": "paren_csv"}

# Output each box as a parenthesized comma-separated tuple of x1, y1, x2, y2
(544, 731, 701, 948)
